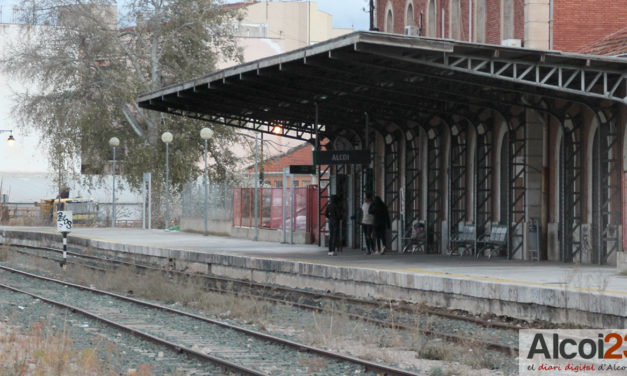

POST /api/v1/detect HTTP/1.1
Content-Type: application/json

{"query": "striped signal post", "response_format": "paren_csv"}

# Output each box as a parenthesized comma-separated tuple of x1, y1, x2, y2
(57, 210, 72, 268)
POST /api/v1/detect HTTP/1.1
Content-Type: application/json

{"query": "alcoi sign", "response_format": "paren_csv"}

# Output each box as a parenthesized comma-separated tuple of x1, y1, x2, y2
(314, 150, 370, 165)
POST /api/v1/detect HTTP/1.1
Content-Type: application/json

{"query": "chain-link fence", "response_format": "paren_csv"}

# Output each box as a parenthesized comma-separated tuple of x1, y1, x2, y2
(181, 182, 233, 222)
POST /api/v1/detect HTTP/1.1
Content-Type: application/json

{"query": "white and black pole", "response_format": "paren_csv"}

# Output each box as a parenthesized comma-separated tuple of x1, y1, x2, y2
(62, 231, 68, 264)
(57, 210, 72, 268)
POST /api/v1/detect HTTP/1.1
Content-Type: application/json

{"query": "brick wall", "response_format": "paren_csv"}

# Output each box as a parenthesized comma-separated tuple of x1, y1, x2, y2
(553, 0, 627, 52)
(485, 0, 501, 44)
(377, 0, 431, 35)
(258, 145, 313, 173)
(514, 0, 524, 41)
(377, 0, 625, 51)
(246, 144, 314, 187)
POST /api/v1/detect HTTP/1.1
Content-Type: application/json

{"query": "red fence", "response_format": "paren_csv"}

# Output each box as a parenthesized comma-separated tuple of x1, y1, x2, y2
(233, 186, 319, 242)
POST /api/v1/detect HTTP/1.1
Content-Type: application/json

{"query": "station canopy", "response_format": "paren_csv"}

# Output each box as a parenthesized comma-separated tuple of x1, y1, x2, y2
(137, 31, 627, 141)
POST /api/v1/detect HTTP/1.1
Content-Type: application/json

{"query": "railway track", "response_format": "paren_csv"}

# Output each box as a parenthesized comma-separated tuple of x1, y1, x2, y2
(3, 244, 519, 355)
(0, 263, 422, 376)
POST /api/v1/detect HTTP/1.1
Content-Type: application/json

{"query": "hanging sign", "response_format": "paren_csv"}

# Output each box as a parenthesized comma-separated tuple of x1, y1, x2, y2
(314, 150, 370, 165)
(57, 211, 73, 233)
(289, 165, 316, 174)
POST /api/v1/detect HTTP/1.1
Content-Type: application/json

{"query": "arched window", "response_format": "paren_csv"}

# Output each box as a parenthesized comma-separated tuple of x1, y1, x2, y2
(502, 0, 514, 40)
(450, 0, 460, 39)
(385, 8, 394, 33)
(383, 0, 394, 33)
(428, 0, 436, 37)
(406, 3, 415, 26)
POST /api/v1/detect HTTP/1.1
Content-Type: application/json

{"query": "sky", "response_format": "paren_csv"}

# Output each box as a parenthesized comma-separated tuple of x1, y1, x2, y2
(0, 0, 368, 184)
(0, 0, 371, 30)
(233, 0, 371, 31)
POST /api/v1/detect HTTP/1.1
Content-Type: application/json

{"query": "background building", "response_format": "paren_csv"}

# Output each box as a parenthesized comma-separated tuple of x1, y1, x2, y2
(0, 1, 351, 203)
(375, 0, 627, 51)
(245, 142, 314, 188)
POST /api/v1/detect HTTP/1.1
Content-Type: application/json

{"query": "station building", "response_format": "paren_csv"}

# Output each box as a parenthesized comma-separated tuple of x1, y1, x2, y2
(138, 31, 627, 269)
(374, 0, 627, 52)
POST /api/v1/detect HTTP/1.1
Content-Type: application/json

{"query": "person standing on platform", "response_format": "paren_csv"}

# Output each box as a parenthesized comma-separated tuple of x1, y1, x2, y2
(325, 195, 343, 256)
(360, 192, 375, 255)
(371, 195, 390, 255)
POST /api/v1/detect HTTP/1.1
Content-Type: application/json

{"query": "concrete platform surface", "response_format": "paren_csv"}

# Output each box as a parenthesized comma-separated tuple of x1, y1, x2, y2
(2, 226, 625, 298)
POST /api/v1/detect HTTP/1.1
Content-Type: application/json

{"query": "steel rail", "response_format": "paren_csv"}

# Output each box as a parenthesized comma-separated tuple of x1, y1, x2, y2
(0, 281, 266, 376)
(8, 246, 517, 354)
(0, 264, 423, 376)
(7, 243, 523, 331)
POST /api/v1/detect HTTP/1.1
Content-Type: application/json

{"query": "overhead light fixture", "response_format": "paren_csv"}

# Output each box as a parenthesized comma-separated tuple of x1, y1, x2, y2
(272, 125, 282, 135)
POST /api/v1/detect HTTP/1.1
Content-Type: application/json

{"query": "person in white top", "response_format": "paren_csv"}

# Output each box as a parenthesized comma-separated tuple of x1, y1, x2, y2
(360, 192, 375, 255)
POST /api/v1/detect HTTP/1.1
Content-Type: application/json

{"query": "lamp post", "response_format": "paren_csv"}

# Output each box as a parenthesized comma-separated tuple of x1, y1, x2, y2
(161, 131, 173, 230)
(200, 127, 214, 236)
(0, 130, 15, 146)
(108, 137, 120, 228)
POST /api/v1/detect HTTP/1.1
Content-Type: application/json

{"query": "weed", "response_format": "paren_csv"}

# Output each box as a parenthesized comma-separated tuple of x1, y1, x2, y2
(298, 357, 330, 373)
(0, 320, 124, 375)
(0, 245, 9, 261)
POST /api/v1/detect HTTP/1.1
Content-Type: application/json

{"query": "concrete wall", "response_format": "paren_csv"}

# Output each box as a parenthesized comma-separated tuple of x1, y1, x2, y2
(3, 229, 624, 327)
(181, 218, 232, 237)
(181, 217, 311, 244)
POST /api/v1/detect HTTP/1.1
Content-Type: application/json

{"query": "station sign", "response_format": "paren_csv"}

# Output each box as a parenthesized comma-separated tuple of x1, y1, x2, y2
(314, 150, 370, 165)
(289, 165, 316, 175)
(57, 211, 73, 233)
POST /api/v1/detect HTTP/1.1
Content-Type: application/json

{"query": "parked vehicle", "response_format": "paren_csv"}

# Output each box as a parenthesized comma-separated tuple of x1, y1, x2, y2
(40, 198, 97, 225)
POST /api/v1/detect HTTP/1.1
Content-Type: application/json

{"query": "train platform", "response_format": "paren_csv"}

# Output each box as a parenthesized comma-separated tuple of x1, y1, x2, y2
(1, 226, 625, 327)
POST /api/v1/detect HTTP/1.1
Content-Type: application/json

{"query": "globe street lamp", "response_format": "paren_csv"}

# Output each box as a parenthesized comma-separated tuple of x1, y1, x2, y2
(161, 131, 173, 230)
(200, 127, 214, 236)
(108, 137, 120, 228)
(1, 130, 15, 146)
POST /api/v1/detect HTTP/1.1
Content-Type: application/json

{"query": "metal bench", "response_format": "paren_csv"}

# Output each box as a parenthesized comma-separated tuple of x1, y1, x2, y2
(477, 224, 508, 259)
(401, 220, 426, 254)
(448, 223, 476, 256)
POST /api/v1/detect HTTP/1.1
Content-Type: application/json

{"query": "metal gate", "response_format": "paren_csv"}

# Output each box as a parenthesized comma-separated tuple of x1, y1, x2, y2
(475, 122, 493, 240)
(508, 112, 526, 259)
(593, 110, 621, 264)
(426, 126, 442, 253)
(384, 131, 402, 250)
(449, 123, 469, 249)
(560, 115, 584, 263)
(404, 128, 422, 241)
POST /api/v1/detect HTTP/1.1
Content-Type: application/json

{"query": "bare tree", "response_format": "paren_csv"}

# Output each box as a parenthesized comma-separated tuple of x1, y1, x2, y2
(2, 0, 244, 191)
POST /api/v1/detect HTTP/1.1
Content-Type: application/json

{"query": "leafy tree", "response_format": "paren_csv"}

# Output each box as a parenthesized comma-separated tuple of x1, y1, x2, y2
(1, 0, 243, 192)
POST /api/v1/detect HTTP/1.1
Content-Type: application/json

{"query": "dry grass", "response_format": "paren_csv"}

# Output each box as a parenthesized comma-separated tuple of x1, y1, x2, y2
(298, 357, 330, 374)
(0, 245, 9, 262)
(0, 319, 129, 375)
(3, 248, 509, 374)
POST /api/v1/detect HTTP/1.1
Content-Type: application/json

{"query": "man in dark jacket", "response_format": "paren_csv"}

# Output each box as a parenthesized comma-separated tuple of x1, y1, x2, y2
(325, 195, 343, 256)
(371, 196, 390, 255)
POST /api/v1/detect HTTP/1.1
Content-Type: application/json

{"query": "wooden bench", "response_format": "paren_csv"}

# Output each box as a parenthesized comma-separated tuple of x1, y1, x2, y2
(448, 224, 476, 256)
(477, 225, 508, 259)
